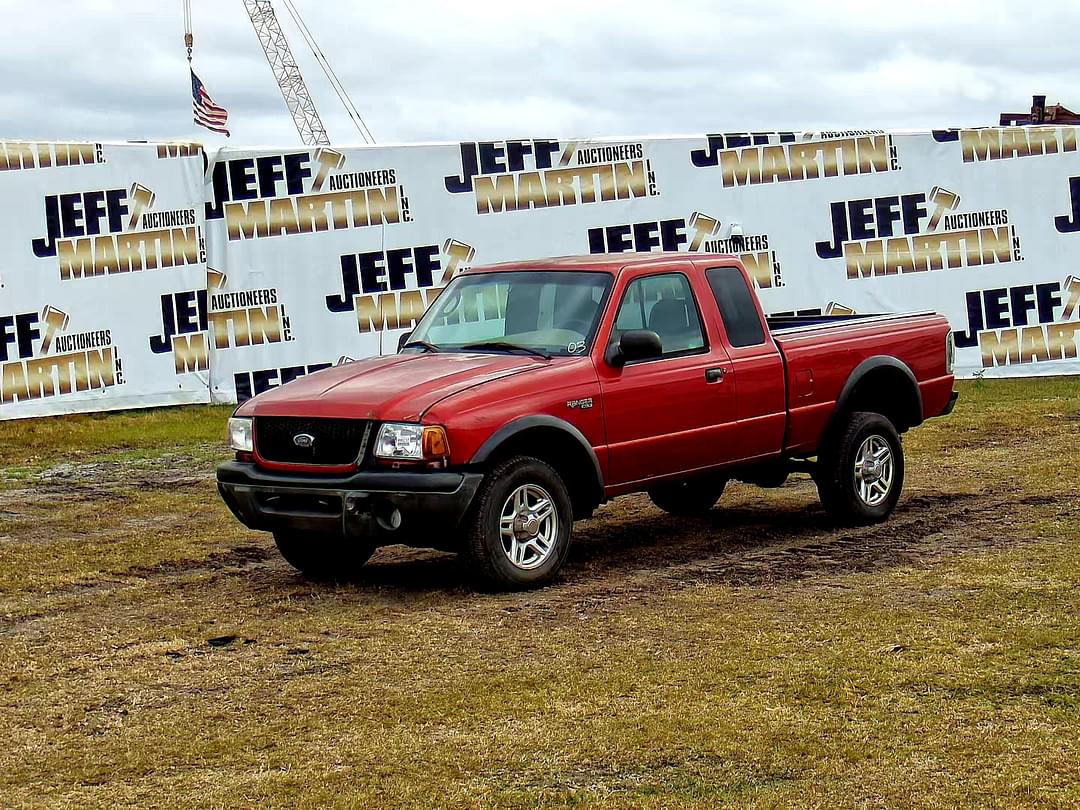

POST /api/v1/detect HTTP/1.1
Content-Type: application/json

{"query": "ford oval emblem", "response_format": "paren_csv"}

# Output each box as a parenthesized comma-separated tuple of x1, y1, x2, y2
(293, 433, 315, 449)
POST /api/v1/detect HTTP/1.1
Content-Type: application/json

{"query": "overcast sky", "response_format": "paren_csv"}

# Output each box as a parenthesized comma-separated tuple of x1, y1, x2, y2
(3, 0, 1078, 147)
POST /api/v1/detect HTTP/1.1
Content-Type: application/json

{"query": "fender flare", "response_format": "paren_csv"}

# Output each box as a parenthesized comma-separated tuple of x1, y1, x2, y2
(833, 356, 924, 429)
(470, 415, 604, 497)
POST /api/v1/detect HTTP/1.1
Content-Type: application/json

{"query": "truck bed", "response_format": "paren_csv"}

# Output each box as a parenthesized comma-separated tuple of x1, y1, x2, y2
(765, 311, 953, 455)
(767, 312, 888, 332)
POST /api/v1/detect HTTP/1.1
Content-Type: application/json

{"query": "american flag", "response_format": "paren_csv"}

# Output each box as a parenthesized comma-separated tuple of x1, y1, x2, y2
(191, 69, 230, 136)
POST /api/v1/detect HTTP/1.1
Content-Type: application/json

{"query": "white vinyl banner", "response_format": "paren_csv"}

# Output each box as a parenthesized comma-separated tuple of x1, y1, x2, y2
(5, 129, 1080, 418)
(0, 140, 210, 419)
(204, 129, 1080, 404)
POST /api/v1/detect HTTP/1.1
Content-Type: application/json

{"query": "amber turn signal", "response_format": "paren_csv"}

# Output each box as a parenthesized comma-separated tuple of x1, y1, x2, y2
(421, 425, 450, 460)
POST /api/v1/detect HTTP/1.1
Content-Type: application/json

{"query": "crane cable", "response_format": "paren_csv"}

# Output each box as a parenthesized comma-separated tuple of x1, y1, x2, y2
(278, 0, 376, 144)
(279, 0, 375, 144)
(183, 0, 193, 63)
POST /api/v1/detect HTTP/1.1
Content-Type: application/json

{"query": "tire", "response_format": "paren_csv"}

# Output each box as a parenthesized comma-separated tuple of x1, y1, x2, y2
(648, 476, 727, 516)
(273, 531, 376, 581)
(815, 411, 904, 525)
(463, 455, 574, 590)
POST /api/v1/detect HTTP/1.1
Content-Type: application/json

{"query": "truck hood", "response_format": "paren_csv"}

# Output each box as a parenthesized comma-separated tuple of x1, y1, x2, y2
(238, 352, 549, 421)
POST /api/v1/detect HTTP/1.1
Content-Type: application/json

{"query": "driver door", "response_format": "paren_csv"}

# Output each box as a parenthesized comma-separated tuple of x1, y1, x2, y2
(597, 270, 737, 486)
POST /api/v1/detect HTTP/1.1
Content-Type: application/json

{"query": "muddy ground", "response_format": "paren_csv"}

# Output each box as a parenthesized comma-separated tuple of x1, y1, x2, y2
(1, 379, 1077, 808)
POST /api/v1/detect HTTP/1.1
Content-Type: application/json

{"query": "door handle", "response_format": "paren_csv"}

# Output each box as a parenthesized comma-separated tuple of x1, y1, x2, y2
(705, 367, 727, 383)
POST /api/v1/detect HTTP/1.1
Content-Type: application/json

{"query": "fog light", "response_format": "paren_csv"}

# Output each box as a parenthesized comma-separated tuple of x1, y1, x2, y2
(375, 503, 403, 531)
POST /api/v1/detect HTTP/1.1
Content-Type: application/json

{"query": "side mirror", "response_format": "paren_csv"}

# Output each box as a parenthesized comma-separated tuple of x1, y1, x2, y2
(397, 330, 413, 352)
(606, 329, 662, 367)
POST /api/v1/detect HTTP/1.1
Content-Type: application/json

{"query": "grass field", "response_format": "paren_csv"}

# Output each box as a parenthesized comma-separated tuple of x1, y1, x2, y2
(1, 378, 1078, 808)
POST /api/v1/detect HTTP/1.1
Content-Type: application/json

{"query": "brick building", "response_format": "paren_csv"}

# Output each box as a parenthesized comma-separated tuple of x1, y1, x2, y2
(999, 95, 1080, 126)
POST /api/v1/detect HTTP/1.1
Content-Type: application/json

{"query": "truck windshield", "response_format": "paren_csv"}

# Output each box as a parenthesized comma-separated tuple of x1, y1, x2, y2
(408, 271, 613, 357)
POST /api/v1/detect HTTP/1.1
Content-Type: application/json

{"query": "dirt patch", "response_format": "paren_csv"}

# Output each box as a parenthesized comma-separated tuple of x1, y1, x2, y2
(122, 543, 274, 579)
(30, 453, 216, 490)
(0, 454, 215, 527)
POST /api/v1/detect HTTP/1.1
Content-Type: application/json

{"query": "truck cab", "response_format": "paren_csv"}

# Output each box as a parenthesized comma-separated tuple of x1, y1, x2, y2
(217, 254, 957, 589)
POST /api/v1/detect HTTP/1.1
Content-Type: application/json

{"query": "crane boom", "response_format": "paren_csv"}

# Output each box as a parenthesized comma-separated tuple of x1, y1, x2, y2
(242, 0, 330, 145)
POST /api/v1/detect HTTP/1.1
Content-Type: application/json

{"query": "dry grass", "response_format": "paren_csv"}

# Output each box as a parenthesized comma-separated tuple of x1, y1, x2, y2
(1, 378, 1078, 808)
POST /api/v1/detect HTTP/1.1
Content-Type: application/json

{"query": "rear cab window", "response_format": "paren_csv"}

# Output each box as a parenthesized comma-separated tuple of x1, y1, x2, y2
(705, 266, 766, 347)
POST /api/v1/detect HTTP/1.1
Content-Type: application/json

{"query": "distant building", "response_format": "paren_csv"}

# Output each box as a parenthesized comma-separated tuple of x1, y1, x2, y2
(999, 95, 1080, 126)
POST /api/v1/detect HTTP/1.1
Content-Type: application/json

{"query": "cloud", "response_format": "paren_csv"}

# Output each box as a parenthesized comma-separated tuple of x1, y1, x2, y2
(0, 0, 1077, 146)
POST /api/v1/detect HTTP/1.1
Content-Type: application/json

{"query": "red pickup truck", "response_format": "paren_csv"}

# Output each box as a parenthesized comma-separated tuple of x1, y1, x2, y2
(217, 254, 957, 589)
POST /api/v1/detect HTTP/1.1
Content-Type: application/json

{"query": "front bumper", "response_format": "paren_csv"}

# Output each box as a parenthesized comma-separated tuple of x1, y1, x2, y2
(216, 461, 482, 547)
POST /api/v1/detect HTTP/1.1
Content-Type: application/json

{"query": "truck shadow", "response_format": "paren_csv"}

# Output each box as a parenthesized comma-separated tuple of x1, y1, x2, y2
(343, 489, 1047, 594)
(565, 491, 1004, 588)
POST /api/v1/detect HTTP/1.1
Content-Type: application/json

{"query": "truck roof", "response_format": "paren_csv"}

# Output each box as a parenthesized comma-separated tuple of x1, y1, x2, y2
(466, 252, 742, 276)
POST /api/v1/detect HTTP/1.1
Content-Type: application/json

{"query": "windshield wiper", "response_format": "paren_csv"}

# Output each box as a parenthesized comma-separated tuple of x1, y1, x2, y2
(460, 341, 552, 360)
(402, 340, 440, 353)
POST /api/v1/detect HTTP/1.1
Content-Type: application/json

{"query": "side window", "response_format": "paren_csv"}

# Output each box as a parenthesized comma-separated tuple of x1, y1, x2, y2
(613, 273, 706, 357)
(706, 266, 766, 347)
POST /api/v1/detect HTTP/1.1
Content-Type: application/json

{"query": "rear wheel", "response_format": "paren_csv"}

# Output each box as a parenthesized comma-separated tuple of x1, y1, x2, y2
(648, 476, 727, 516)
(273, 531, 376, 580)
(464, 455, 574, 590)
(815, 411, 904, 525)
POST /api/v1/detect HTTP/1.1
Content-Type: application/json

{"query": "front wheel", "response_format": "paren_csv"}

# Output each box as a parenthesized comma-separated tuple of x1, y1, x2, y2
(815, 411, 904, 525)
(463, 456, 574, 590)
(273, 531, 376, 580)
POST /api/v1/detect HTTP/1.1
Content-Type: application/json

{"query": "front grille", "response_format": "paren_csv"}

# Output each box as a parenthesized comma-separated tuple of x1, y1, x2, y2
(254, 417, 370, 466)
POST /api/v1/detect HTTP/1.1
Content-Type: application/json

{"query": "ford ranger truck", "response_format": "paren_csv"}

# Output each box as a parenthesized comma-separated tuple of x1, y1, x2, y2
(217, 254, 958, 590)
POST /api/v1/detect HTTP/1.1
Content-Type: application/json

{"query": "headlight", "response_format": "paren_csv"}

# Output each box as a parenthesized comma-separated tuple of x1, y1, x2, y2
(228, 417, 253, 452)
(375, 423, 449, 462)
(946, 332, 955, 374)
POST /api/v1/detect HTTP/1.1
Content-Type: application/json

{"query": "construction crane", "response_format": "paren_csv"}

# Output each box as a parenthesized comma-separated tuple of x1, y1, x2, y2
(242, 0, 329, 145)
(182, 0, 375, 146)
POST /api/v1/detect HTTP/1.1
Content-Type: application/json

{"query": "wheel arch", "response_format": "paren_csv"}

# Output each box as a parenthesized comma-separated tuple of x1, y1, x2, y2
(833, 356, 924, 434)
(470, 416, 604, 520)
